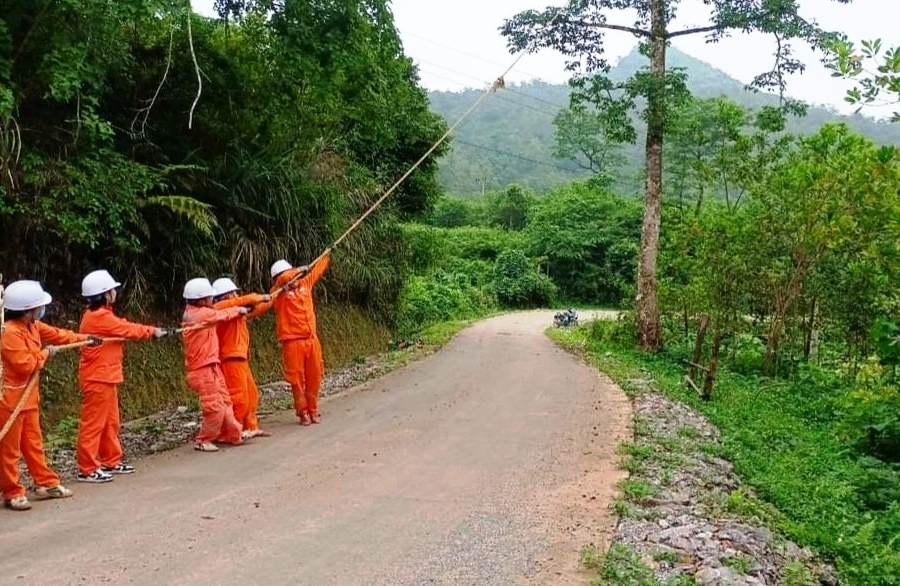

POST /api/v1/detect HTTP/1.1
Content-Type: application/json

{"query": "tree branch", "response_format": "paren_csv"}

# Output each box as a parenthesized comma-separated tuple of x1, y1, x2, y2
(667, 25, 722, 39)
(187, 7, 202, 130)
(131, 21, 175, 139)
(571, 20, 651, 38)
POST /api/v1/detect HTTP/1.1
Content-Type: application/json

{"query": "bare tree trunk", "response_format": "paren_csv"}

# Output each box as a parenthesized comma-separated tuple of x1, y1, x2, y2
(763, 320, 781, 376)
(803, 297, 817, 360)
(702, 327, 722, 401)
(636, 0, 666, 351)
(689, 314, 709, 382)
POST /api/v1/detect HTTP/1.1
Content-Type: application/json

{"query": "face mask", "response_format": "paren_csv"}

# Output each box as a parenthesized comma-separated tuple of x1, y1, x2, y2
(37, 307, 46, 320)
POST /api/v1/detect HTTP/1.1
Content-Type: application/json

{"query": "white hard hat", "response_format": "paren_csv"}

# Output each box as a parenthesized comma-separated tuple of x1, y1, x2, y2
(3, 280, 53, 311)
(212, 277, 239, 296)
(183, 278, 216, 300)
(270, 259, 292, 279)
(82, 270, 121, 297)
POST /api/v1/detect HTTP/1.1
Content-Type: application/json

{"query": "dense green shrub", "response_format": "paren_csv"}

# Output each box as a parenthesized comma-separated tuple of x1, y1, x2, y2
(394, 270, 496, 335)
(442, 226, 526, 261)
(487, 184, 533, 230)
(429, 197, 487, 228)
(493, 249, 557, 308)
(398, 223, 450, 273)
(526, 183, 640, 306)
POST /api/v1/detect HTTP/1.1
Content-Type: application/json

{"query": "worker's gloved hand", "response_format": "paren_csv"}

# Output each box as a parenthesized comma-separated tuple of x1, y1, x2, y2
(46, 345, 59, 358)
(154, 328, 169, 339)
(298, 265, 310, 275)
(87, 335, 103, 347)
(260, 294, 272, 303)
(239, 307, 251, 315)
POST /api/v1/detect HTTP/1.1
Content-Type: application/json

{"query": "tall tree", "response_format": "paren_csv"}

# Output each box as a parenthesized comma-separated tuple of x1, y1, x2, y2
(501, 0, 850, 350)
(552, 104, 625, 186)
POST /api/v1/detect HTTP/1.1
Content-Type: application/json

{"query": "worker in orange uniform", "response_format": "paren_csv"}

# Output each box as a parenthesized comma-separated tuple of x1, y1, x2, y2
(270, 251, 331, 426)
(76, 270, 169, 483)
(182, 278, 251, 452)
(211, 277, 272, 439)
(0, 280, 100, 511)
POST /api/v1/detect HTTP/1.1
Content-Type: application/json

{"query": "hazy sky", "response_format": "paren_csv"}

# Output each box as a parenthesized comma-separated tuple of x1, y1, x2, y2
(192, 0, 899, 117)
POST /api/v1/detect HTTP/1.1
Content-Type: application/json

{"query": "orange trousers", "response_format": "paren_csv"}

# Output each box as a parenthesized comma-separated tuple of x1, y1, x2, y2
(0, 408, 60, 500)
(282, 337, 324, 417)
(76, 382, 123, 475)
(186, 365, 242, 444)
(221, 359, 260, 431)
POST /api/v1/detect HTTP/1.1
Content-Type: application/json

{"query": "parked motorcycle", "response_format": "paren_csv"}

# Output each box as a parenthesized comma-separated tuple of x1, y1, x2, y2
(553, 308, 578, 327)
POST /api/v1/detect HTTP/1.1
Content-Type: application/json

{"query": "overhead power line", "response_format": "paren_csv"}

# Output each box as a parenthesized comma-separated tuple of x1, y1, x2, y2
(417, 59, 569, 110)
(452, 138, 585, 175)
(399, 29, 542, 79)
(419, 67, 564, 118)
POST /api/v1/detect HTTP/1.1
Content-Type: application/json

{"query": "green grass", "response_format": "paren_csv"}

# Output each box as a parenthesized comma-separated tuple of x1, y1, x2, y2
(593, 543, 656, 586)
(416, 317, 486, 346)
(549, 323, 900, 586)
(723, 553, 754, 574)
(588, 543, 701, 586)
(622, 479, 658, 500)
(780, 559, 819, 586)
(581, 544, 605, 570)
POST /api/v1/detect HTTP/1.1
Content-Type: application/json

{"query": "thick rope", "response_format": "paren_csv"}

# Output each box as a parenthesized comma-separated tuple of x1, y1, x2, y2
(0, 371, 37, 442)
(175, 322, 217, 335)
(274, 75, 523, 296)
(187, 7, 202, 130)
(317, 40, 532, 255)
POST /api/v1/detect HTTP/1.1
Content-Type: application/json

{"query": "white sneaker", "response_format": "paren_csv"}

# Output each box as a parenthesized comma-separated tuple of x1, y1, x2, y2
(102, 463, 135, 475)
(77, 470, 114, 483)
(34, 485, 73, 499)
(4, 495, 31, 510)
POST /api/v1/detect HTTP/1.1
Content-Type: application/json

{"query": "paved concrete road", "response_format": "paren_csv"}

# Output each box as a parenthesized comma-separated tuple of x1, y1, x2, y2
(0, 311, 630, 585)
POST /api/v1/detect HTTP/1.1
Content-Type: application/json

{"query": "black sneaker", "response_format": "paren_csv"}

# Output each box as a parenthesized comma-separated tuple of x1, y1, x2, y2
(77, 470, 113, 483)
(102, 463, 135, 475)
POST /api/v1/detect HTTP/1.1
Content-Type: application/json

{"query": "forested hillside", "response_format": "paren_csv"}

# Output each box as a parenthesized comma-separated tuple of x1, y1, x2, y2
(429, 47, 900, 195)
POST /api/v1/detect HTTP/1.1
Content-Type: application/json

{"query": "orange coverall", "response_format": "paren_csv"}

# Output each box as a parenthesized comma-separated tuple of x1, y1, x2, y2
(271, 254, 330, 419)
(77, 307, 156, 475)
(182, 305, 246, 444)
(1, 320, 86, 500)
(213, 294, 271, 431)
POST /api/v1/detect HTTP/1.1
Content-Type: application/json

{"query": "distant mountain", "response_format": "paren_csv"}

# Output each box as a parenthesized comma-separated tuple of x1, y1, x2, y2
(428, 47, 900, 196)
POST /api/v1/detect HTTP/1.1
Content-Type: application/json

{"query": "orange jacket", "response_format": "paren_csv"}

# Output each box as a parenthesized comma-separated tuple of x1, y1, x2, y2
(1, 320, 86, 411)
(213, 293, 271, 360)
(78, 307, 157, 384)
(182, 305, 245, 371)
(271, 255, 330, 343)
